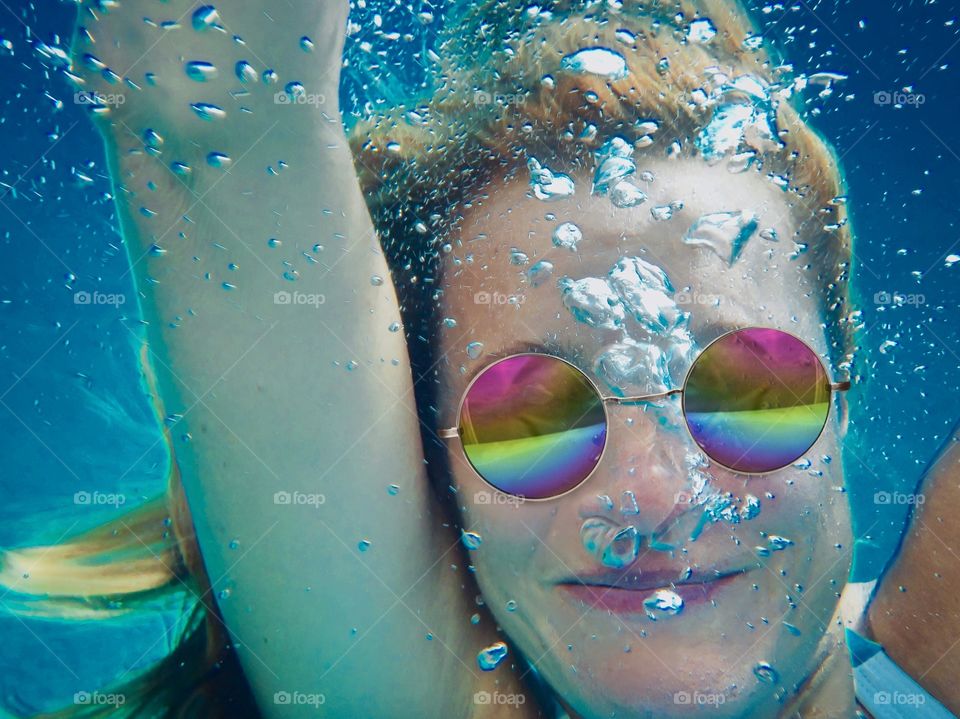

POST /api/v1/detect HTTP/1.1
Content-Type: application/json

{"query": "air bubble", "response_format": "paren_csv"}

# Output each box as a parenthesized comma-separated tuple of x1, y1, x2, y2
(235, 61, 257, 83)
(461, 531, 483, 550)
(191, 103, 226, 121)
(552, 222, 582, 251)
(560, 47, 628, 79)
(753, 662, 779, 684)
(192, 6, 221, 31)
(643, 589, 684, 617)
(478, 642, 508, 671)
(185, 61, 217, 82)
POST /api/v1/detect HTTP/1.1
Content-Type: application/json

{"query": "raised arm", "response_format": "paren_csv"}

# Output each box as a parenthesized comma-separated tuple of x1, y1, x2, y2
(72, 2, 535, 716)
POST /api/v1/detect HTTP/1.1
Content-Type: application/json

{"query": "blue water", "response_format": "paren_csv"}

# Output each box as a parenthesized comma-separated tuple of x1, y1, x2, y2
(0, 0, 957, 714)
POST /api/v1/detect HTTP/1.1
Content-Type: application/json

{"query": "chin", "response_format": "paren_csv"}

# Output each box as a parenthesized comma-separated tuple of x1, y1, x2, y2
(525, 574, 828, 719)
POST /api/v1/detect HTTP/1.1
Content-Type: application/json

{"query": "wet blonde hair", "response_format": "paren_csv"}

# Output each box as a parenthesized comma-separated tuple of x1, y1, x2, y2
(352, 0, 858, 376)
(1, 346, 257, 718)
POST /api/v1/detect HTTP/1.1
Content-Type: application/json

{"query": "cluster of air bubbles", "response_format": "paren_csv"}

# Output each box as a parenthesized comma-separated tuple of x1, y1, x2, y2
(528, 157, 575, 201)
(592, 137, 636, 195)
(557, 256, 696, 396)
(694, 73, 784, 170)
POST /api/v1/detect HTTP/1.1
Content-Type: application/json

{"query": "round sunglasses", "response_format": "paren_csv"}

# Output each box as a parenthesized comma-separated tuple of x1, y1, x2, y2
(438, 327, 851, 500)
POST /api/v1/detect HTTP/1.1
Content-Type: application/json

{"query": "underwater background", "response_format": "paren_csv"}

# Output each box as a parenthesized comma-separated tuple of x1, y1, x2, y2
(0, 0, 957, 713)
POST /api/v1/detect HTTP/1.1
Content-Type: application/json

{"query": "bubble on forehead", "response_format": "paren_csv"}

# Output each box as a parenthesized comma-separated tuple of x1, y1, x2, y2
(527, 157, 575, 201)
(609, 181, 647, 209)
(651, 201, 684, 222)
(552, 222, 582, 252)
(594, 339, 670, 397)
(526, 260, 554, 287)
(557, 256, 697, 395)
(557, 276, 625, 331)
(592, 136, 637, 198)
(683, 210, 759, 266)
(608, 258, 684, 335)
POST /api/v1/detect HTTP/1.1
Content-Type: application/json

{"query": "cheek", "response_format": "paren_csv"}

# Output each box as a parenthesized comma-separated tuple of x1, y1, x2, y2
(452, 462, 562, 586)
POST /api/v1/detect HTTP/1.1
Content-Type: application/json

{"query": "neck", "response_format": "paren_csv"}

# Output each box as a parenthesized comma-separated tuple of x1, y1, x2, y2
(780, 621, 858, 719)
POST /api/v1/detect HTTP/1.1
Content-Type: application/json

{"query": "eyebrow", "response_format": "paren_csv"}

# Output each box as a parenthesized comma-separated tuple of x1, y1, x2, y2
(696, 320, 744, 343)
(491, 340, 555, 358)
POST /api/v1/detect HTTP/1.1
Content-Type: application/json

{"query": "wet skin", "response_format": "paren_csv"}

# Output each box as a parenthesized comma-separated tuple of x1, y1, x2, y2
(434, 155, 854, 719)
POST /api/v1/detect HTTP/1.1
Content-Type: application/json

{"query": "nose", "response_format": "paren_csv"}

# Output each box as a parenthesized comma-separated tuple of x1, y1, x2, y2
(577, 397, 705, 539)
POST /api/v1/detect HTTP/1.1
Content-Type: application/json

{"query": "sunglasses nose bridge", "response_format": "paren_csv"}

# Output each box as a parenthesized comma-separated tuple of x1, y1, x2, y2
(584, 402, 703, 525)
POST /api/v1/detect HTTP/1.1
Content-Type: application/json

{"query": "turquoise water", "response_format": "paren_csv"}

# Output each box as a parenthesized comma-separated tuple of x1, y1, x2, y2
(0, 0, 957, 713)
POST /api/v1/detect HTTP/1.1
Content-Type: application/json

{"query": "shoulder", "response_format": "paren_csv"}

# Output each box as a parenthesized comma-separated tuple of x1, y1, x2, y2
(867, 420, 960, 714)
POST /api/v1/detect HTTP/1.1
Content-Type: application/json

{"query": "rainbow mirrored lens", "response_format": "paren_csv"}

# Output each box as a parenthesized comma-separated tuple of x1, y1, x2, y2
(459, 354, 607, 499)
(683, 328, 831, 473)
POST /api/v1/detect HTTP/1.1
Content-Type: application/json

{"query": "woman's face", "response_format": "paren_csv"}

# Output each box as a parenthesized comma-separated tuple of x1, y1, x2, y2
(434, 151, 852, 718)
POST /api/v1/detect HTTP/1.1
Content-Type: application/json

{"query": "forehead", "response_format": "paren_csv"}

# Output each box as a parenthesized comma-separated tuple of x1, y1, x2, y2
(437, 153, 828, 368)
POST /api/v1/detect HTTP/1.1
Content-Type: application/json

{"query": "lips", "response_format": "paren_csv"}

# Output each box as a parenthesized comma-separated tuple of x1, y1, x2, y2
(556, 565, 756, 614)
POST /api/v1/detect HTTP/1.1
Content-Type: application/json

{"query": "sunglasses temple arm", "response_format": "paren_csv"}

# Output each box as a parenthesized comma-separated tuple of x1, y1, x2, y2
(606, 388, 683, 405)
(831, 381, 852, 392)
(438, 427, 460, 439)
